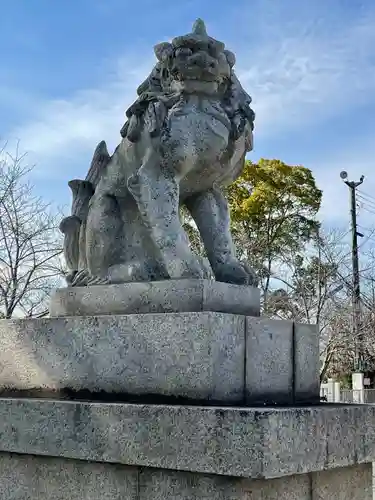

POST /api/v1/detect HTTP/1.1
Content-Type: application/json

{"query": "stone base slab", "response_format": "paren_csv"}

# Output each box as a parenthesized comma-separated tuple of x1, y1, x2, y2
(49, 279, 260, 318)
(0, 313, 245, 402)
(0, 398, 374, 480)
(0, 313, 319, 404)
(0, 452, 370, 499)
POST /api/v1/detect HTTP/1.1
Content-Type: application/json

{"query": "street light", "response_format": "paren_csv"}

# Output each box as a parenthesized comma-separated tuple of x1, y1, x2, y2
(340, 171, 365, 372)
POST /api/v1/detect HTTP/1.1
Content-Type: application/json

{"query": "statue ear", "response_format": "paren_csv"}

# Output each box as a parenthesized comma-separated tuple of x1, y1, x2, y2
(224, 50, 236, 68)
(154, 42, 173, 62)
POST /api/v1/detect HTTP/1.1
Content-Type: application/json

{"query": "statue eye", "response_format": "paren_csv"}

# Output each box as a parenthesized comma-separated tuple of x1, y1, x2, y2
(175, 47, 193, 58)
(207, 43, 218, 58)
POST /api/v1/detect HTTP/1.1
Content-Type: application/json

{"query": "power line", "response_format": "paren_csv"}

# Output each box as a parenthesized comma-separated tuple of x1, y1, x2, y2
(357, 225, 375, 238)
(357, 193, 375, 205)
(359, 205, 375, 217)
(330, 231, 375, 261)
(357, 224, 375, 232)
(358, 191, 375, 202)
(358, 189, 375, 203)
(360, 235, 375, 246)
(335, 228, 352, 241)
(357, 195, 375, 211)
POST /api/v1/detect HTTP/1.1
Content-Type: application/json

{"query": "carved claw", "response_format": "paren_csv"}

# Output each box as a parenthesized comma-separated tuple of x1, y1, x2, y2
(70, 269, 90, 287)
(239, 261, 259, 287)
(213, 259, 258, 287)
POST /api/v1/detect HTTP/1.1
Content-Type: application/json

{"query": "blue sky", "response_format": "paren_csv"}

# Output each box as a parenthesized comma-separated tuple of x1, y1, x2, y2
(1, 0, 375, 235)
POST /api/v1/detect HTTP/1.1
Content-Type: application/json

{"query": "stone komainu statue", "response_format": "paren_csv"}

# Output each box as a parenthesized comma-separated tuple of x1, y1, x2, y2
(60, 19, 257, 287)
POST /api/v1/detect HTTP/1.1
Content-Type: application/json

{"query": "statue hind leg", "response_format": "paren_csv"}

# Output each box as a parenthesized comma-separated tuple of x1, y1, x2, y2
(85, 191, 167, 283)
(85, 193, 123, 281)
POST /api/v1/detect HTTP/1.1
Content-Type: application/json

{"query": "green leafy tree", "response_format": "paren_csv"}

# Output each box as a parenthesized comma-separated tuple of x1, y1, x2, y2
(226, 158, 322, 305)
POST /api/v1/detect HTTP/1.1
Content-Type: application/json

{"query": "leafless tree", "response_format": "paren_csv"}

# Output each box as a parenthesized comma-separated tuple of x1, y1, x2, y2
(317, 230, 375, 379)
(0, 142, 63, 318)
(263, 228, 360, 380)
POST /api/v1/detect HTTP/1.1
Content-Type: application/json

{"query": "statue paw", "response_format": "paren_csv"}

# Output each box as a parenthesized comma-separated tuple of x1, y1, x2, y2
(70, 269, 90, 287)
(164, 257, 204, 280)
(107, 261, 167, 283)
(213, 260, 258, 287)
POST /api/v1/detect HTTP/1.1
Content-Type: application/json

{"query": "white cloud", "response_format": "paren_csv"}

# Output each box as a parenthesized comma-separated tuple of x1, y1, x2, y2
(4, 5, 375, 193)
(231, 6, 375, 232)
(236, 11, 375, 136)
(308, 137, 375, 230)
(9, 55, 153, 178)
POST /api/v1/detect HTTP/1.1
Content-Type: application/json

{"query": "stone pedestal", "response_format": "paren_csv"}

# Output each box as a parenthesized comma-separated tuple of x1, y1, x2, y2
(0, 398, 373, 499)
(0, 453, 371, 499)
(49, 279, 261, 317)
(0, 281, 318, 405)
(0, 280, 373, 498)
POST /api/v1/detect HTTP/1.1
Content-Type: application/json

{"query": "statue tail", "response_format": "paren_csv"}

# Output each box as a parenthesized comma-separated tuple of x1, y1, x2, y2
(85, 140, 111, 187)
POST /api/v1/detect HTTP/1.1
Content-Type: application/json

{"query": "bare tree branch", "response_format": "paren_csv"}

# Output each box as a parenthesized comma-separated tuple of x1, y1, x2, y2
(0, 142, 64, 318)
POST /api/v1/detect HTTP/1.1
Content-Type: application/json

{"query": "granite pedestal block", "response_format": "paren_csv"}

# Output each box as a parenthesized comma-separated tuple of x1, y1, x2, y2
(245, 319, 320, 404)
(0, 313, 245, 402)
(0, 312, 319, 404)
(0, 399, 373, 499)
(0, 453, 370, 500)
(49, 280, 261, 318)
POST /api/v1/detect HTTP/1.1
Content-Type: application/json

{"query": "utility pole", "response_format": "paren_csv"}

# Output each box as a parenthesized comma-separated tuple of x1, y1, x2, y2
(340, 171, 364, 372)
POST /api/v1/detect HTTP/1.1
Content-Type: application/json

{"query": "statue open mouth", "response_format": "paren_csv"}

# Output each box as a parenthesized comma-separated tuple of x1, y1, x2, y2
(154, 19, 234, 88)
(171, 56, 221, 84)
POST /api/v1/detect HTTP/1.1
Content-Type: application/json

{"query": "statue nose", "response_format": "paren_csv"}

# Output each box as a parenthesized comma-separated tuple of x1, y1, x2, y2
(190, 51, 217, 69)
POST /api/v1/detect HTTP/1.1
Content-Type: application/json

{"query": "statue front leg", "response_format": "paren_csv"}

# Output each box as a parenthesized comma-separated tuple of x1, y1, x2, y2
(185, 187, 257, 286)
(127, 154, 203, 280)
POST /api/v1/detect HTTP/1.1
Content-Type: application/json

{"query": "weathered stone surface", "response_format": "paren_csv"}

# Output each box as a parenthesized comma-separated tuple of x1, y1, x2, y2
(140, 468, 311, 499)
(241, 474, 311, 499)
(325, 404, 358, 469)
(0, 452, 138, 500)
(60, 20, 257, 288)
(260, 404, 327, 477)
(356, 403, 375, 464)
(140, 469, 241, 500)
(0, 312, 320, 404)
(49, 279, 260, 317)
(0, 452, 369, 500)
(0, 313, 245, 402)
(0, 399, 375, 479)
(245, 318, 320, 404)
(312, 463, 372, 500)
(245, 318, 294, 404)
(294, 322, 320, 403)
